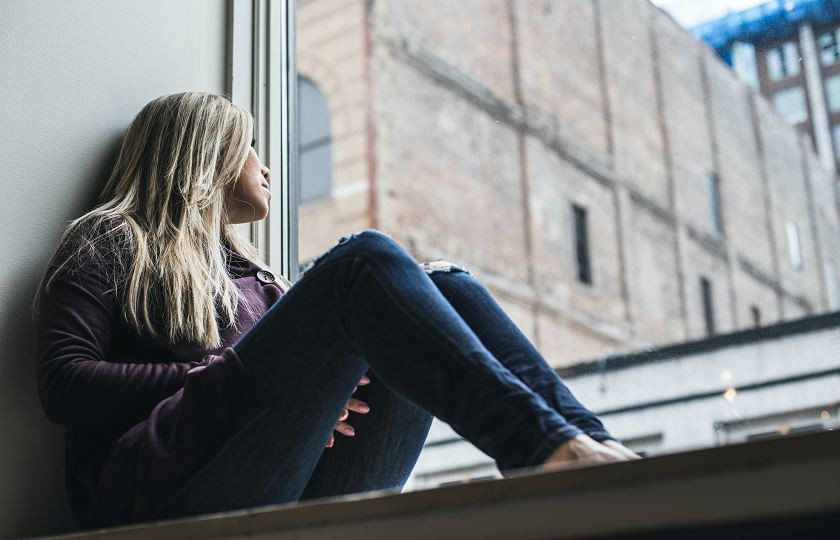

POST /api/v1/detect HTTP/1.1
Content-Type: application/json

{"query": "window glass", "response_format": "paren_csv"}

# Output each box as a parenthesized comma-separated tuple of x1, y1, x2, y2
(766, 41, 800, 80)
(707, 173, 722, 235)
(825, 74, 840, 113)
(783, 41, 801, 76)
(572, 205, 592, 285)
(818, 29, 840, 65)
(700, 277, 715, 337)
(295, 0, 840, 489)
(732, 41, 759, 90)
(833, 124, 840, 161)
(766, 48, 784, 81)
(297, 76, 332, 203)
(787, 221, 803, 271)
(772, 87, 809, 124)
(750, 305, 762, 327)
(826, 259, 840, 310)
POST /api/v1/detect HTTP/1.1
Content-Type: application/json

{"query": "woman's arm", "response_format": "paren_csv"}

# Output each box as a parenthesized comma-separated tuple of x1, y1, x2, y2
(35, 257, 209, 428)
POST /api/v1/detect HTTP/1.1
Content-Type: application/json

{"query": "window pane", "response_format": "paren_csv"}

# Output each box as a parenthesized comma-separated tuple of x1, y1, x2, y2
(707, 173, 722, 235)
(819, 31, 838, 65)
(732, 41, 759, 90)
(701, 277, 715, 337)
(787, 221, 803, 271)
(833, 124, 840, 160)
(767, 48, 784, 80)
(298, 77, 331, 148)
(573, 205, 592, 285)
(295, 0, 840, 489)
(772, 87, 808, 125)
(825, 75, 840, 113)
(297, 77, 333, 204)
(299, 144, 333, 203)
(783, 41, 800, 76)
(827, 259, 840, 310)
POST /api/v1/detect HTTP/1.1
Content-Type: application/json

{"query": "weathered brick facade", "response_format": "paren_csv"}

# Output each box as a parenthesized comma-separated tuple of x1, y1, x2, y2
(297, 0, 840, 367)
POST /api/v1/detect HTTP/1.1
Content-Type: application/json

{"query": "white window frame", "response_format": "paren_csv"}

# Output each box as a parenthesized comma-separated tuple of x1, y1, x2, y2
(227, 0, 298, 282)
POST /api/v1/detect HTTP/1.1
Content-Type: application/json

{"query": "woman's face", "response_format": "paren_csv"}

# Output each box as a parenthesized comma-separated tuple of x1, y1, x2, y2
(227, 146, 271, 224)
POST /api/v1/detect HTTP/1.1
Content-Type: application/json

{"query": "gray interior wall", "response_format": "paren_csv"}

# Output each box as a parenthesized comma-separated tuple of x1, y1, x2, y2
(0, 1, 227, 537)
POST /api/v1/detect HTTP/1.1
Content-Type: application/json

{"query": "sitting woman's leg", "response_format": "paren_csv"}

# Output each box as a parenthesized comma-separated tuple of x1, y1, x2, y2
(426, 269, 612, 442)
(298, 370, 433, 501)
(160, 231, 592, 519)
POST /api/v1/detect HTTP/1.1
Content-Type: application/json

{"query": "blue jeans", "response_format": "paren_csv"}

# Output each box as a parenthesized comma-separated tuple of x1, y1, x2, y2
(159, 231, 611, 519)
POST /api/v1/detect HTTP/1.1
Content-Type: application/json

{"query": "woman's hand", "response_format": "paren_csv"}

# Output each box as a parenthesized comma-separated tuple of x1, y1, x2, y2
(599, 439, 641, 460)
(326, 375, 371, 448)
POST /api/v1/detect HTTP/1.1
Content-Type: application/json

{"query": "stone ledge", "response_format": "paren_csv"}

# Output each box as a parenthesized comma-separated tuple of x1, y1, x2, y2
(33, 430, 840, 540)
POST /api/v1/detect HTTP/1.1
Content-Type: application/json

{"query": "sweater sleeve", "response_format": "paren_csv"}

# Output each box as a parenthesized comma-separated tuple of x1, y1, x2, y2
(35, 251, 212, 428)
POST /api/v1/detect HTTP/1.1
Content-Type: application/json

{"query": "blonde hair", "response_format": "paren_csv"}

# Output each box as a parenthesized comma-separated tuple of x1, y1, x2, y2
(38, 92, 281, 348)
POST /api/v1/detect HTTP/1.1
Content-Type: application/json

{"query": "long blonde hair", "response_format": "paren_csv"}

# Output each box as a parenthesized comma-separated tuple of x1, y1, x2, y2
(39, 92, 269, 348)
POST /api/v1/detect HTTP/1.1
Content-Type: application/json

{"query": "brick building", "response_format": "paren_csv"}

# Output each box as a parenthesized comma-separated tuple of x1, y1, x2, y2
(297, 0, 840, 368)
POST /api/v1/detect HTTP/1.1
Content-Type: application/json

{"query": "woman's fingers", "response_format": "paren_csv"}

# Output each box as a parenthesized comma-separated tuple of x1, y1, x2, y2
(334, 420, 355, 437)
(328, 393, 371, 447)
(600, 439, 642, 460)
(346, 398, 370, 414)
(358, 375, 371, 386)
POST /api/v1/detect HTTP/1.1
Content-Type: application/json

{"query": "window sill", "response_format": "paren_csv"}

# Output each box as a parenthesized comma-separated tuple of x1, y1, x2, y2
(36, 430, 840, 540)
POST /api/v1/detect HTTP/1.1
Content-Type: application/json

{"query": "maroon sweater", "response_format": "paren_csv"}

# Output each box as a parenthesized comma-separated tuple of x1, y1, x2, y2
(35, 224, 283, 528)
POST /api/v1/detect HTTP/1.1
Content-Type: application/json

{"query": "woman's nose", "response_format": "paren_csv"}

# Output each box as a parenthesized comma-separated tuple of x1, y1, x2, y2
(262, 166, 270, 182)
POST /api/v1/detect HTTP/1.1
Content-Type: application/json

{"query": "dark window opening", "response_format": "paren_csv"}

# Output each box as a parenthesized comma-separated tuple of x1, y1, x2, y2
(707, 173, 723, 236)
(701, 277, 715, 337)
(750, 305, 761, 328)
(573, 205, 592, 285)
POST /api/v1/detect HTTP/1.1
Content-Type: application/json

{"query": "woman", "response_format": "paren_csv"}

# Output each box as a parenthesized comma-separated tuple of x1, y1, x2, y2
(35, 92, 638, 530)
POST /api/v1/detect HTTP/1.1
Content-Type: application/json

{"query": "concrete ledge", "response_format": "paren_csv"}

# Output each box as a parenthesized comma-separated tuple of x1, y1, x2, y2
(34, 431, 840, 540)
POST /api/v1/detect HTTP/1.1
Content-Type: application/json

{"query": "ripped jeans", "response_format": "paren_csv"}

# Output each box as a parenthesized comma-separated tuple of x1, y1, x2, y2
(159, 231, 612, 519)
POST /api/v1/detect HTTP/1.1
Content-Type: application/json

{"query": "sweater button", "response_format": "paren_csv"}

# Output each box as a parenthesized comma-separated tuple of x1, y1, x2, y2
(256, 270, 275, 284)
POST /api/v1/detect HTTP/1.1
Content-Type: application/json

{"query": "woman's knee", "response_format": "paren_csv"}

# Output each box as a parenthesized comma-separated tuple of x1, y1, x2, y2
(305, 230, 411, 275)
(341, 230, 410, 263)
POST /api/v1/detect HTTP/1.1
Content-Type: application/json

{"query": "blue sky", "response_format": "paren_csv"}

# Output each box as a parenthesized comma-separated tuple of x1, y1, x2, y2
(651, 0, 773, 28)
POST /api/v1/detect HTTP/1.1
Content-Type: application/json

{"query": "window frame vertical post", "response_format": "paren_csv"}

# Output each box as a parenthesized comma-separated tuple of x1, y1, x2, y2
(267, 0, 298, 281)
(226, 0, 298, 282)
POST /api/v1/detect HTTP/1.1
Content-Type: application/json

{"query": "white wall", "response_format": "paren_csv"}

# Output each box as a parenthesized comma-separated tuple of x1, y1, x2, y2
(0, 1, 227, 537)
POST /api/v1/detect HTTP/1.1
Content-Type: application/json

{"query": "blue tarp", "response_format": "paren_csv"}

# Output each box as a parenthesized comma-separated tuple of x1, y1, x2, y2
(690, 0, 840, 58)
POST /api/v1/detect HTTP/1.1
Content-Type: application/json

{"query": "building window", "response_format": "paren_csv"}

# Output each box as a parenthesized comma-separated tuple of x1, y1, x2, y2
(833, 124, 840, 160)
(786, 221, 803, 271)
(826, 259, 840, 310)
(297, 76, 333, 203)
(826, 75, 840, 113)
(818, 28, 840, 66)
(701, 277, 715, 337)
(750, 305, 762, 328)
(732, 41, 759, 91)
(572, 205, 592, 285)
(772, 87, 809, 125)
(766, 41, 801, 81)
(706, 173, 723, 235)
